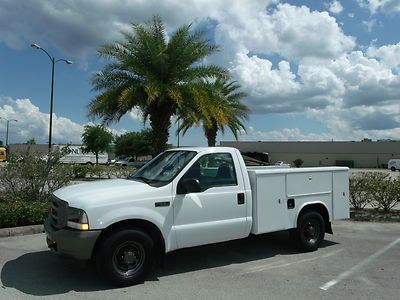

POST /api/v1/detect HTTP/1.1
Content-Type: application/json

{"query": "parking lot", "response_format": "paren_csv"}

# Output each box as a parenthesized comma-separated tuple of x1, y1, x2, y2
(0, 221, 399, 300)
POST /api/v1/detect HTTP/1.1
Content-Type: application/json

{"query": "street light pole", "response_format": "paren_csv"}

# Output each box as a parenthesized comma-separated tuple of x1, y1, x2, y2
(0, 117, 18, 146)
(31, 43, 72, 151)
(177, 119, 180, 147)
(49, 57, 55, 151)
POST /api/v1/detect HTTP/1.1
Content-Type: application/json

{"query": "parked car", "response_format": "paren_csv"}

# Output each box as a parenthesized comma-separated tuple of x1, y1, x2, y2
(388, 159, 400, 171)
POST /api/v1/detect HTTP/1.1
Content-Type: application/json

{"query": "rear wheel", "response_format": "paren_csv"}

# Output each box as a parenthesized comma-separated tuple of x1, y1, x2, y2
(391, 167, 396, 172)
(292, 211, 325, 252)
(96, 229, 154, 287)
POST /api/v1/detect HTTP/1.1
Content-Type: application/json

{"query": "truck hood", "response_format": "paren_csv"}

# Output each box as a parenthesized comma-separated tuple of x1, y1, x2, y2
(53, 179, 158, 209)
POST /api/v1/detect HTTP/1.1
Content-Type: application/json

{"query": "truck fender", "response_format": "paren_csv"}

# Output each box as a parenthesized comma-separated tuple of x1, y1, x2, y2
(93, 207, 172, 252)
(295, 201, 332, 234)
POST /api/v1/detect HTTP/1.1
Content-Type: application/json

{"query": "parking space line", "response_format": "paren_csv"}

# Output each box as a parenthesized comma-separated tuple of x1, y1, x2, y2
(238, 248, 343, 275)
(320, 237, 400, 291)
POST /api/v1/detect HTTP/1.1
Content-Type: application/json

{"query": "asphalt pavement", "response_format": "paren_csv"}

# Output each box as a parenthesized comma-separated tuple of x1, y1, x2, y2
(1, 221, 399, 300)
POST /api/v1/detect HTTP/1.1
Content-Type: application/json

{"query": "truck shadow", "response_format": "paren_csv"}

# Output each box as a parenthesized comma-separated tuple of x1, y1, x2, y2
(154, 231, 337, 279)
(1, 251, 106, 296)
(1, 232, 337, 296)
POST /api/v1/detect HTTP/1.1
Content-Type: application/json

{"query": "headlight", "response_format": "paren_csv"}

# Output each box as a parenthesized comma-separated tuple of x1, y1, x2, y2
(67, 207, 89, 230)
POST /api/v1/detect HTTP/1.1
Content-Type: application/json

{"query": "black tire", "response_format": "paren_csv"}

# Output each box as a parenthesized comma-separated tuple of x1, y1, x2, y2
(391, 167, 396, 172)
(86, 162, 93, 166)
(292, 210, 325, 252)
(96, 229, 154, 287)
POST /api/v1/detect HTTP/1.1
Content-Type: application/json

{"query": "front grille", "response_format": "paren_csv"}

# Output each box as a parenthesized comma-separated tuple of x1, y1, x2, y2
(50, 196, 68, 229)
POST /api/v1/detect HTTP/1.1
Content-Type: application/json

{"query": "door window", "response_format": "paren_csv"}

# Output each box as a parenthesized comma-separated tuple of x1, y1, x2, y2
(182, 153, 237, 191)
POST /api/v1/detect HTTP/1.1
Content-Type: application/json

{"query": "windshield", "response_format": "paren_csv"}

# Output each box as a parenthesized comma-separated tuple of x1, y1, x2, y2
(130, 150, 197, 186)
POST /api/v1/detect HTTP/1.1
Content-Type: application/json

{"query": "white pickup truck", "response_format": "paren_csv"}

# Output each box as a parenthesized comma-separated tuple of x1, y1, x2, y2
(45, 147, 349, 286)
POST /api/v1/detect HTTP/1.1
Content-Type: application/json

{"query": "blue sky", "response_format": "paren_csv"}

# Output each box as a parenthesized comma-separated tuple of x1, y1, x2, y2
(1, 0, 400, 146)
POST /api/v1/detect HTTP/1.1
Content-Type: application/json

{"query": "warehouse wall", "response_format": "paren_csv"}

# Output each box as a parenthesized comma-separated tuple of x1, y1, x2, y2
(220, 141, 400, 168)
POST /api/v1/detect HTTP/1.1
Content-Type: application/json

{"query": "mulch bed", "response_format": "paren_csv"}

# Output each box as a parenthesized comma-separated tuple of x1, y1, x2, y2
(350, 208, 400, 222)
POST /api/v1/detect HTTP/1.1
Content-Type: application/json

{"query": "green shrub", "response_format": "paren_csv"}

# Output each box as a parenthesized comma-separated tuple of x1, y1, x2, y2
(72, 164, 90, 178)
(366, 174, 400, 212)
(88, 164, 103, 178)
(0, 201, 48, 228)
(0, 150, 73, 203)
(293, 158, 304, 168)
(349, 172, 400, 212)
(349, 173, 373, 209)
(113, 166, 137, 178)
(72, 164, 137, 179)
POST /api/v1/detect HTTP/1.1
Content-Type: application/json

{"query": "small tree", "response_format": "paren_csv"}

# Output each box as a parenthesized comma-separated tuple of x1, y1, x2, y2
(349, 173, 373, 210)
(26, 138, 36, 145)
(81, 125, 113, 165)
(293, 158, 304, 168)
(115, 129, 153, 159)
(366, 173, 400, 212)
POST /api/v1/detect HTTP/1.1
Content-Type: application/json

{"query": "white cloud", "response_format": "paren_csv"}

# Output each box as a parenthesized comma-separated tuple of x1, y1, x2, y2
(0, 96, 125, 144)
(234, 104, 400, 142)
(0, 1, 355, 63)
(230, 48, 400, 137)
(237, 126, 333, 141)
(357, 0, 400, 14)
(0, 0, 273, 59)
(367, 42, 400, 70)
(308, 104, 400, 141)
(128, 107, 144, 122)
(348, 12, 355, 18)
(214, 3, 355, 63)
(326, 51, 400, 107)
(329, 1, 344, 14)
(362, 19, 377, 32)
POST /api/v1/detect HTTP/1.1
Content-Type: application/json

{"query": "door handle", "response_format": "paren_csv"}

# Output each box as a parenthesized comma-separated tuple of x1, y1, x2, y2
(237, 193, 245, 205)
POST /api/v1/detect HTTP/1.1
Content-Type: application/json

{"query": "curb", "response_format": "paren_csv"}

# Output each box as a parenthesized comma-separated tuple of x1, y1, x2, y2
(0, 224, 44, 238)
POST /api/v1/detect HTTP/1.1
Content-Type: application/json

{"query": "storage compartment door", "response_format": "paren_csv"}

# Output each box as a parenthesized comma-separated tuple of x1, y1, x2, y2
(332, 171, 349, 220)
(255, 174, 287, 233)
(287, 172, 331, 196)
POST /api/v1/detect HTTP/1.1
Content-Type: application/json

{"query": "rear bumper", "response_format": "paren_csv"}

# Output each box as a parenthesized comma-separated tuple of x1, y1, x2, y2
(44, 218, 101, 260)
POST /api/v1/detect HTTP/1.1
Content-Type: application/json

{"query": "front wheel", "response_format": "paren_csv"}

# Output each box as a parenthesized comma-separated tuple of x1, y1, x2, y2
(292, 211, 325, 252)
(96, 229, 154, 287)
(391, 167, 396, 172)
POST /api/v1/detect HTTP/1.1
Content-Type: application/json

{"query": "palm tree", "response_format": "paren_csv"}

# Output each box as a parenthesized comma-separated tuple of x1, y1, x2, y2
(178, 78, 249, 146)
(88, 16, 226, 154)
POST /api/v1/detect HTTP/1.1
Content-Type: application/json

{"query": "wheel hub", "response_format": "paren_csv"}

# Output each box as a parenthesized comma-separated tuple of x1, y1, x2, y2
(113, 241, 145, 275)
(123, 251, 138, 265)
(305, 221, 318, 242)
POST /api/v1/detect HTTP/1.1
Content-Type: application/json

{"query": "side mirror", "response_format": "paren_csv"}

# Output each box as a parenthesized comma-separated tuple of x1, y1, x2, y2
(177, 178, 201, 194)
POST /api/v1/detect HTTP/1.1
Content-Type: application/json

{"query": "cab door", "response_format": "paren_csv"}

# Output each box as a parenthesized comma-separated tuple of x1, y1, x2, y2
(172, 152, 248, 248)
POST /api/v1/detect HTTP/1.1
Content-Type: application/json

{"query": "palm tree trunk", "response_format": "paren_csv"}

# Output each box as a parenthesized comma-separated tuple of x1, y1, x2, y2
(149, 105, 173, 155)
(205, 122, 218, 147)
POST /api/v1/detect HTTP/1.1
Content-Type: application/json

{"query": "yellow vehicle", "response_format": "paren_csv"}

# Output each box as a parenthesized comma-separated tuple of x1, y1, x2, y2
(0, 146, 6, 162)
